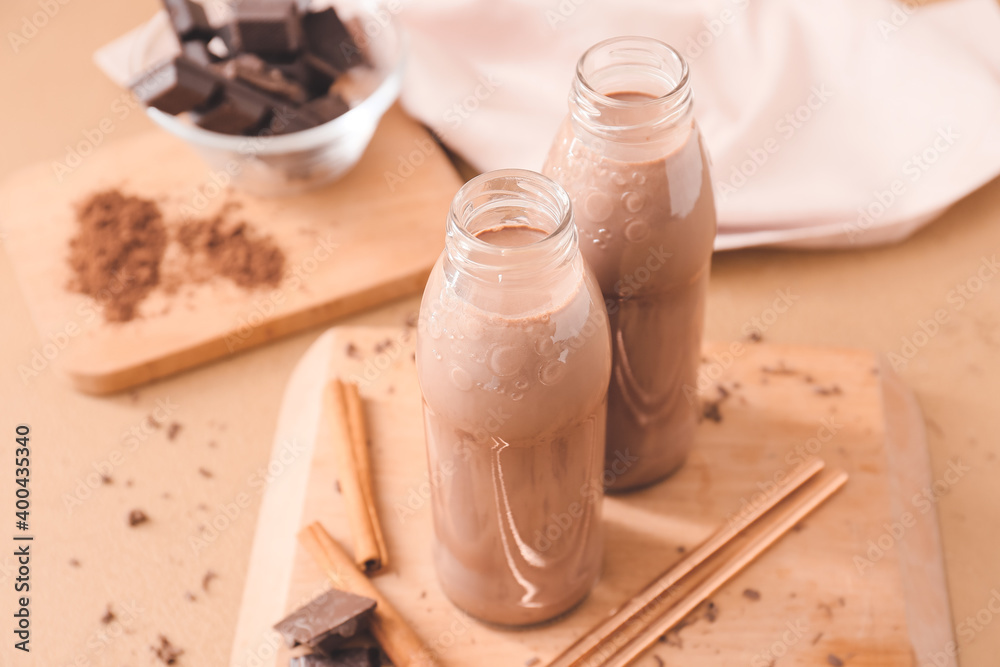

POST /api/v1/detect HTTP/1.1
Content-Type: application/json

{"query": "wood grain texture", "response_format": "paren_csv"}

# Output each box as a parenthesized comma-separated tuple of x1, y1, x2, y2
(0, 105, 461, 394)
(234, 326, 955, 667)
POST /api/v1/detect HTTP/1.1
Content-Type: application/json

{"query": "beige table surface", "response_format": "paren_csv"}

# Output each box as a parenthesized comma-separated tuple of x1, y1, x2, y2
(1, 1, 998, 665)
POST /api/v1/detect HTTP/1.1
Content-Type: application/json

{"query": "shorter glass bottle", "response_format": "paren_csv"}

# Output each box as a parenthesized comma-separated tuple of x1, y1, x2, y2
(416, 169, 612, 626)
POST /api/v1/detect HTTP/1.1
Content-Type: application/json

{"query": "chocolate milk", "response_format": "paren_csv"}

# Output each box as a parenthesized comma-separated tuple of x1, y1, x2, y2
(544, 86, 717, 491)
(417, 195, 612, 625)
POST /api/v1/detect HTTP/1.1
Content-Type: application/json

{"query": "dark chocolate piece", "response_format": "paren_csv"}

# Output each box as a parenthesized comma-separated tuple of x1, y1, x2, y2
(272, 94, 348, 134)
(162, 0, 213, 41)
(192, 80, 277, 134)
(273, 588, 376, 652)
(218, 53, 307, 103)
(301, 8, 364, 76)
(275, 57, 335, 99)
(132, 57, 220, 115)
(182, 39, 214, 66)
(225, 0, 302, 57)
(290, 648, 380, 667)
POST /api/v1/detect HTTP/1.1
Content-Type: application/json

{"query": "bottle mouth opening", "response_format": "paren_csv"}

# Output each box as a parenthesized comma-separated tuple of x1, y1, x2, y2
(448, 169, 573, 254)
(576, 36, 689, 104)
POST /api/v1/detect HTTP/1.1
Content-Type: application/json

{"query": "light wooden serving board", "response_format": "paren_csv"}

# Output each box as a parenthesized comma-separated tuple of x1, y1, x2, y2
(0, 105, 461, 394)
(231, 327, 954, 667)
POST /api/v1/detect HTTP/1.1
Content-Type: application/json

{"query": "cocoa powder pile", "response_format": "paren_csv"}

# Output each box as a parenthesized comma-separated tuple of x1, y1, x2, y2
(177, 213, 284, 289)
(67, 189, 286, 322)
(68, 190, 167, 322)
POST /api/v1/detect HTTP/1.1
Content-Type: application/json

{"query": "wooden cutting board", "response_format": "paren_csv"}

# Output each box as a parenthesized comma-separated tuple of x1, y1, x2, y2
(230, 327, 955, 667)
(0, 105, 461, 394)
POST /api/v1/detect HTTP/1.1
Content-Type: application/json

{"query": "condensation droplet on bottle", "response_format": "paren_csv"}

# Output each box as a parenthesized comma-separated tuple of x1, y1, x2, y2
(625, 219, 651, 242)
(535, 335, 555, 356)
(433, 350, 443, 361)
(487, 344, 527, 377)
(611, 172, 627, 186)
(514, 378, 529, 391)
(632, 172, 647, 185)
(623, 191, 644, 213)
(598, 228, 612, 241)
(585, 190, 613, 222)
(539, 359, 567, 385)
(450, 365, 473, 391)
(427, 315, 443, 339)
(510, 392, 524, 401)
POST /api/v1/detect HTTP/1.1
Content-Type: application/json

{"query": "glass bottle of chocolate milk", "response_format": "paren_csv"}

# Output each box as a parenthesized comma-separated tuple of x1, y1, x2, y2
(416, 169, 612, 626)
(543, 37, 717, 491)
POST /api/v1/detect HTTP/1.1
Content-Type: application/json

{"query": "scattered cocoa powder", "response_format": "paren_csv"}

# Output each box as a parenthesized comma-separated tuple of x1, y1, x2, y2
(68, 190, 168, 322)
(177, 211, 284, 289)
(67, 190, 286, 323)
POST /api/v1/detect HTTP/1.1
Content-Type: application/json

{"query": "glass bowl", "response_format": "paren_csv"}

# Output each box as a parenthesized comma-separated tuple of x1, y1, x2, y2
(145, 2, 405, 196)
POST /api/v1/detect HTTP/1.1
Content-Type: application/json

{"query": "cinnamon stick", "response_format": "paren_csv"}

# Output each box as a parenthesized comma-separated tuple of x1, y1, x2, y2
(546, 457, 825, 667)
(299, 522, 440, 667)
(546, 466, 848, 667)
(326, 378, 388, 573)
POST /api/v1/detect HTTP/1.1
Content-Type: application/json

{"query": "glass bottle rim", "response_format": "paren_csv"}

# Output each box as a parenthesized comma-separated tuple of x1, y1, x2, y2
(575, 36, 690, 107)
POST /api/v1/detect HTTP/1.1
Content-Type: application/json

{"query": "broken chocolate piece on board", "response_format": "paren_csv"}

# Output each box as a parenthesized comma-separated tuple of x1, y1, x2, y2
(132, 57, 219, 115)
(273, 588, 376, 653)
(289, 648, 381, 667)
(226, 0, 302, 57)
(218, 53, 307, 103)
(162, 0, 213, 41)
(192, 80, 276, 134)
(301, 8, 364, 76)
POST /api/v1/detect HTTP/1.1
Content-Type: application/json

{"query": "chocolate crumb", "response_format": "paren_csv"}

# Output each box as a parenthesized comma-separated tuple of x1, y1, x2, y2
(128, 509, 149, 526)
(208, 440, 217, 448)
(404, 312, 419, 328)
(68, 190, 168, 322)
(419, 590, 427, 599)
(742, 588, 761, 601)
(125, 479, 134, 487)
(704, 600, 718, 623)
(702, 400, 723, 423)
(746, 330, 763, 342)
(811, 632, 824, 645)
(803, 375, 815, 383)
(184, 591, 197, 602)
(148, 415, 162, 429)
(525, 658, 540, 666)
(202, 570, 218, 592)
(652, 657, 665, 667)
(101, 474, 113, 485)
(374, 338, 393, 354)
(345, 342, 361, 359)
(198, 467, 214, 478)
(153, 635, 183, 665)
(69, 558, 81, 567)
(818, 601, 834, 619)
(827, 655, 844, 667)
(167, 422, 183, 440)
(334, 480, 342, 493)
(101, 605, 116, 625)
(676, 545, 686, 553)
(715, 383, 730, 398)
(815, 384, 843, 396)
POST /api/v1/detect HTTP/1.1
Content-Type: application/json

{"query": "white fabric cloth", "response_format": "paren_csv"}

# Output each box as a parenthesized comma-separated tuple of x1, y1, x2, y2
(97, 0, 1000, 249)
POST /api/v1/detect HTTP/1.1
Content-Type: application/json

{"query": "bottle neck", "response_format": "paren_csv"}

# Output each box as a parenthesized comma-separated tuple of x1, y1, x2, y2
(568, 37, 694, 157)
(445, 169, 578, 288)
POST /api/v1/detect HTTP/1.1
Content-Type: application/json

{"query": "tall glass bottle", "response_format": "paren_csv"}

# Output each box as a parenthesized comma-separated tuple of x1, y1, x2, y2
(416, 169, 612, 625)
(543, 37, 717, 491)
